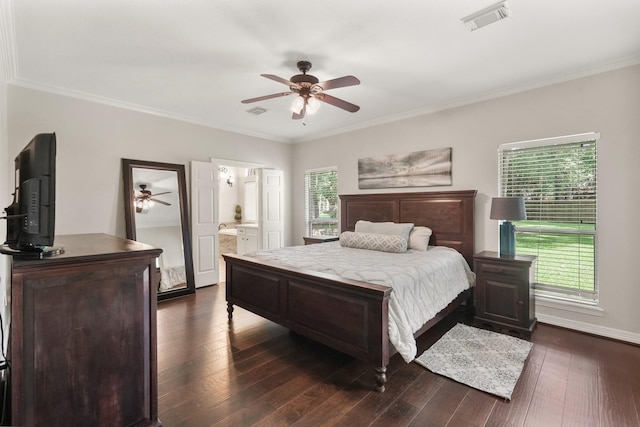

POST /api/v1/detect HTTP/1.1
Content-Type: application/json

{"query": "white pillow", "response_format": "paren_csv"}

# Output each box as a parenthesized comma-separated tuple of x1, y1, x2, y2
(339, 231, 408, 253)
(408, 226, 432, 251)
(354, 220, 414, 243)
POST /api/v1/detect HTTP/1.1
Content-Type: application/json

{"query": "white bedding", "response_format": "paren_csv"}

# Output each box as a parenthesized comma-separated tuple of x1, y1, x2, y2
(248, 242, 475, 362)
(159, 265, 186, 291)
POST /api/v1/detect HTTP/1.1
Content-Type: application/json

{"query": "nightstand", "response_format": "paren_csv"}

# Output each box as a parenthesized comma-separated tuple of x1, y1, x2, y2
(303, 236, 339, 245)
(473, 251, 537, 338)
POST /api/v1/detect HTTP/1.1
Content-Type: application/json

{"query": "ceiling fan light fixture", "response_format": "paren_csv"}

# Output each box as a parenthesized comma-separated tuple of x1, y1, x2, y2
(290, 96, 305, 114)
(306, 97, 321, 115)
(136, 199, 150, 214)
(243, 61, 360, 119)
(462, 0, 511, 31)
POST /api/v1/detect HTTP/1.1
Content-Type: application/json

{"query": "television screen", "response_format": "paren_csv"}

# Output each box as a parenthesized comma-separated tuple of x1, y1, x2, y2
(3, 133, 57, 253)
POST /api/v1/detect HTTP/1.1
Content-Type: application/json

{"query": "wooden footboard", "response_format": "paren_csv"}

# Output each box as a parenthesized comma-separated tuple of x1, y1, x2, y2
(224, 253, 392, 391)
(224, 189, 477, 392)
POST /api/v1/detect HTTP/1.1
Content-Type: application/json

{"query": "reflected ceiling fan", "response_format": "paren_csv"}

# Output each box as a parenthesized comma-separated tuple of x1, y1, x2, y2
(135, 184, 171, 213)
(241, 60, 360, 120)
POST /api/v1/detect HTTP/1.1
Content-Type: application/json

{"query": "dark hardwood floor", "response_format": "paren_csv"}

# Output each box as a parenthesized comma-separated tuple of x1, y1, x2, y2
(156, 284, 640, 427)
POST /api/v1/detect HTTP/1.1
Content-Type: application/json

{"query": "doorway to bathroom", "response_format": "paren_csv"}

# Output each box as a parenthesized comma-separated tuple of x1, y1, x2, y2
(213, 158, 264, 284)
(217, 163, 248, 283)
(191, 159, 283, 287)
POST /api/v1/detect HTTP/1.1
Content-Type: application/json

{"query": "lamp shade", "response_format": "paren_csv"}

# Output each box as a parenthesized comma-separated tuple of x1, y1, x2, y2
(490, 197, 526, 221)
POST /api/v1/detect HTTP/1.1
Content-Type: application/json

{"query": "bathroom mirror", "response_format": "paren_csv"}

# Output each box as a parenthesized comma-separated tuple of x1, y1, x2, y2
(122, 159, 196, 300)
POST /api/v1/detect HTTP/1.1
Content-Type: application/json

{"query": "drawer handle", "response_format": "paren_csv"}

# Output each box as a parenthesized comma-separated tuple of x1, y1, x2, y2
(518, 300, 524, 305)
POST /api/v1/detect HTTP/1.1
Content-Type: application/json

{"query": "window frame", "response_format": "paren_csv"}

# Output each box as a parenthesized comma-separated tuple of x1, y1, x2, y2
(498, 132, 599, 303)
(304, 166, 339, 238)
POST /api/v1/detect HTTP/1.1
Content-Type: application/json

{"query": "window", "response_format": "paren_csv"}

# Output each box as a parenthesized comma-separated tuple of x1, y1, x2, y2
(305, 167, 338, 237)
(498, 133, 598, 302)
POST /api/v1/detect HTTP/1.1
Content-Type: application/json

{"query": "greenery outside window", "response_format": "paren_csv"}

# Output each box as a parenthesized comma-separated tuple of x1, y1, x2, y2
(305, 167, 338, 237)
(498, 133, 598, 303)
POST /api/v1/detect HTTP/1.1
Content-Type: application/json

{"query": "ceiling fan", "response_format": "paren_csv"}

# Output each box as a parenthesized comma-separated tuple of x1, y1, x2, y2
(241, 60, 360, 120)
(135, 184, 171, 213)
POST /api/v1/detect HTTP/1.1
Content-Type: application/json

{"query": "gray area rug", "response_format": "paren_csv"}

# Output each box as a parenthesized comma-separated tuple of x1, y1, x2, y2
(414, 323, 533, 400)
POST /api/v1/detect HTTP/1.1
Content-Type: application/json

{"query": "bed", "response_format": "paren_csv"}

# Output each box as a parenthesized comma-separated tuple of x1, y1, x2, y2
(223, 189, 476, 392)
(159, 265, 186, 291)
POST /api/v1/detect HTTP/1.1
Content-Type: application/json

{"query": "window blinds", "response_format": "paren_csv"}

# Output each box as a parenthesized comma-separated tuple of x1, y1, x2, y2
(498, 133, 598, 301)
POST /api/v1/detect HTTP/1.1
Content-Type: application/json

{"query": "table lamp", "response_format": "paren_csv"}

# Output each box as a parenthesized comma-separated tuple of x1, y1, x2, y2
(490, 197, 526, 256)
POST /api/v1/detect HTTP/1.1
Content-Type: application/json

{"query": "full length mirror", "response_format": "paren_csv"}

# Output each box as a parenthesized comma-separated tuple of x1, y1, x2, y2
(122, 159, 196, 300)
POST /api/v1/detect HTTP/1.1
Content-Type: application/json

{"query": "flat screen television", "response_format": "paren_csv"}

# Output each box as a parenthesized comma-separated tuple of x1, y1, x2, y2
(1, 133, 62, 257)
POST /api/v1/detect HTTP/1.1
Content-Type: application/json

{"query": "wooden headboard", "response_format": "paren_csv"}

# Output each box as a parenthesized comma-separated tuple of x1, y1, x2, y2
(340, 190, 477, 266)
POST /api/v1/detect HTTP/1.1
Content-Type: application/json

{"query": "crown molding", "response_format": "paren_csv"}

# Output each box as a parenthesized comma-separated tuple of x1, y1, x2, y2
(296, 56, 640, 143)
(8, 54, 640, 145)
(9, 78, 292, 143)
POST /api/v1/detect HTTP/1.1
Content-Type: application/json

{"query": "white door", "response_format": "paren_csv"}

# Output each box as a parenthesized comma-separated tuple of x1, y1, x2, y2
(259, 169, 284, 250)
(243, 175, 258, 223)
(190, 160, 219, 287)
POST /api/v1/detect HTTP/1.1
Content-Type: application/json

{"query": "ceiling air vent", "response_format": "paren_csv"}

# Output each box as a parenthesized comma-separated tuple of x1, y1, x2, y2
(246, 107, 267, 116)
(461, 1, 511, 31)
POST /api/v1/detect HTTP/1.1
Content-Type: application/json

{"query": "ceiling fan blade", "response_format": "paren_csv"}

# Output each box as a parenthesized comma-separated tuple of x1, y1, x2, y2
(317, 93, 360, 112)
(292, 105, 306, 120)
(241, 91, 293, 104)
(151, 198, 171, 206)
(261, 74, 301, 89)
(151, 191, 171, 196)
(317, 75, 360, 91)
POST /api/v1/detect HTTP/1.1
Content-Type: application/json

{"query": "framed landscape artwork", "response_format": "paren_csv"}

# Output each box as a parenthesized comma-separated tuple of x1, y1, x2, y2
(358, 147, 452, 189)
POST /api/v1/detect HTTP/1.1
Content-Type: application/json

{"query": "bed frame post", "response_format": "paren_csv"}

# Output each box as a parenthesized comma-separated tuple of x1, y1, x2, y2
(375, 367, 387, 393)
(227, 302, 234, 319)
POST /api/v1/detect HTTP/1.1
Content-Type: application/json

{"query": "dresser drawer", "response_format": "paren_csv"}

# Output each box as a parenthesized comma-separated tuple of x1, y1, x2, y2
(475, 260, 524, 279)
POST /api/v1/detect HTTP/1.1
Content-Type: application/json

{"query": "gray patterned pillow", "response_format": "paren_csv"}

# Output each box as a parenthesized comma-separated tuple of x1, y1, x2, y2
(339, 231, 408, 253)
(354, 220, 414, 243)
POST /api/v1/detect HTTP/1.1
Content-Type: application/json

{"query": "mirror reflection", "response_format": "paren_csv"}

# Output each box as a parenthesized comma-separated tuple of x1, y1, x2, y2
(122, 159, 195, 299)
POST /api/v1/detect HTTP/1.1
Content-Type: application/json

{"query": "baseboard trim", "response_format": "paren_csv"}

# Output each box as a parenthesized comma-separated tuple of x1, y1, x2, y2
(536, 313, 640, 345)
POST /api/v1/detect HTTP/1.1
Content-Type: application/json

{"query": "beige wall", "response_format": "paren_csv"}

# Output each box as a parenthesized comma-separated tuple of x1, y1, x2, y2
(293, 64, 640, 342)
(6, 86, 294, 244)
(3, 65, 639, 344)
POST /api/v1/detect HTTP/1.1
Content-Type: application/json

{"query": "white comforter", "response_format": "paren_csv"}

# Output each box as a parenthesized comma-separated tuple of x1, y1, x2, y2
(248, 242, 475, 362)
(159, 265, 186, 291)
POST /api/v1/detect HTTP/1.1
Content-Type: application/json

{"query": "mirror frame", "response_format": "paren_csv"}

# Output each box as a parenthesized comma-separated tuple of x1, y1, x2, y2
(122, 158, 196, 300)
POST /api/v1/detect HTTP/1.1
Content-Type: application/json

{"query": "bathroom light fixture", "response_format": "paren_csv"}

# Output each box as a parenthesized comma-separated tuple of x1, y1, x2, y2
(218, 166, 234, 188)
(462, 0, 511, 31)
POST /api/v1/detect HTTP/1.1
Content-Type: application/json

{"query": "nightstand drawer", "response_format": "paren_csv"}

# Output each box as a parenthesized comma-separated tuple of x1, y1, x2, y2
(476, 261, 524, 279)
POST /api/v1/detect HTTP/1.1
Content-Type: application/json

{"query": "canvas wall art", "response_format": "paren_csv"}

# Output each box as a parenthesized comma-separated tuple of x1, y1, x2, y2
(358, 147, 452, 189)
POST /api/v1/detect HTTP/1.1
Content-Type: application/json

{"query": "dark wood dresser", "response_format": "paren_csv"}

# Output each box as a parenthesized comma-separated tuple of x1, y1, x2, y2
(8, 233, 163, 426)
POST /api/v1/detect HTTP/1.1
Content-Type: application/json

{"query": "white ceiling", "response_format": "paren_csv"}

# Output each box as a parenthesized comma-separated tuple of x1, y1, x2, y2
(6, 0, 640, 143)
